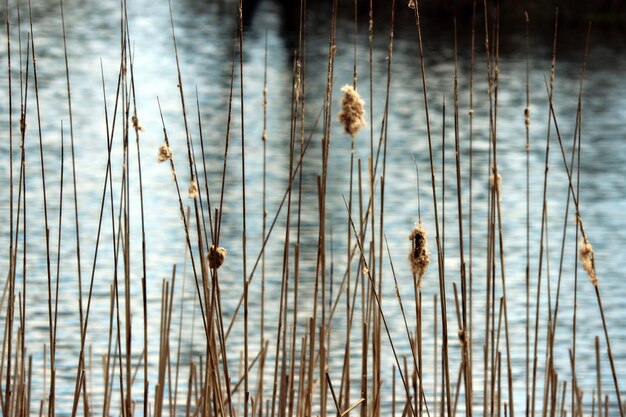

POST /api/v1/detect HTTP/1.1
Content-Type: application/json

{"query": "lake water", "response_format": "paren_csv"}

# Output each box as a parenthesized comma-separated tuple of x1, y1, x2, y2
(1, 0, 626, 415)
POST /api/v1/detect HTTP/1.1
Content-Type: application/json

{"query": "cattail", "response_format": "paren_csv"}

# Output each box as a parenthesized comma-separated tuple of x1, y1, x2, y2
(458, 329, 467, 348)
(338, 85, 366, 137)
(207, 245, 227, 270)
(188, 180, 199, 199)
(408, 221, 430, 288)
(158, 144, 173, 162)
(132, 115, 145, 132)
(580, 236, 598, 286)
(408, 0, 416, 9)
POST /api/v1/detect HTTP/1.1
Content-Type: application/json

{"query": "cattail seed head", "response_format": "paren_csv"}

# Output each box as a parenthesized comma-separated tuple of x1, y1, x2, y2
(408, 221, 430, 288)
(408, 0, 416, 9)
(579, 237, 598, 286)
(158, 144, 173, 162)
(338, 85, 366, 138)
(207, 245, 227, 270)
(132, 115, 145, 132)
(189, 180, 199, 199)
(458, 329, 467, 348)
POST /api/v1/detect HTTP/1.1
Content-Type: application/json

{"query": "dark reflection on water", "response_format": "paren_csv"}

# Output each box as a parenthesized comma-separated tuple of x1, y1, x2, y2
(1, 0, 626, 415)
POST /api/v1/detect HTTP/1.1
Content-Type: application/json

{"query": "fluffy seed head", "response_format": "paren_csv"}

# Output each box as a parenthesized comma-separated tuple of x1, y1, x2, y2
(132, 115, 145, 132)
(189, 180, 199, 199)
(158, 144, 173, 162)
(338, 85, 366, 137)
(408, 222, 430, 288)
(490, 171, 502, 201)
(207, 245, 227, 270)
(579, 237, 597, 286)
(408, 0, 416, 9)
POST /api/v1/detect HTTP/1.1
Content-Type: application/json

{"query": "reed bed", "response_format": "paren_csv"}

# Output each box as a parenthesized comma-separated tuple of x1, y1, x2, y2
(0, 0, 624, 416)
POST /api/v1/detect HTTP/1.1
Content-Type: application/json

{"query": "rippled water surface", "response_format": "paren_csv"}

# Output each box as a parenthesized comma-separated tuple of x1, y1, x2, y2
(1, 0, 626, 415)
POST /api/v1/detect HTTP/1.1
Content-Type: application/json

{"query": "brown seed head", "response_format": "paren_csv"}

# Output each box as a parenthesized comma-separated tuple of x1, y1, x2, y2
(132, 115, 145, 132)
(189, 180, 199, 199)
(338, 85, 366, 138)
(158, 144, 173, 162)
(408, 222, 430, 288)
(490, 171, 502, 201)
(579, 237, 598, 286)
(207, 245, 227, 270)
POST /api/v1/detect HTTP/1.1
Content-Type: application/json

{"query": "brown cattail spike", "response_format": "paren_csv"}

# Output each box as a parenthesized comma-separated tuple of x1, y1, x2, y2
(189, 180, 199, 199)
(408, 222, 430, 288)
(207, 245, 227, 270)
(580, 236, 598, 286)
(338, 85, 366, 137)
(158, 144, 173, 162)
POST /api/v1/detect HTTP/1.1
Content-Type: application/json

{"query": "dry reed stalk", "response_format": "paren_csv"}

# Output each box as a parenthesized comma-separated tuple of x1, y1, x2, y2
(279, 39, 303, 416)
(50, 124, 66, 417)
(467, 5, 477, 405)
(341, 2, 358, 410)
(124, 27, 151, 417)
(384, 236, 430, 414)
(60, 0, 93, 411)
(571, 26, 590, 417)
(523, 12, 531, 417)
(286, 19, 308, 412)
(292, 6, 308, 413)
(596, 336, 602, 417)
(269, 60, 299, 417)
(530, 12, 559, 417)
(26, 3, 58, 413)
(453, 21, 472, 415)
(3, 14, 30, 417)
(487, 14, 516, 413)
(411, 3, 453, 415)
(376, 17, 395, 411)
(261, 28, 268, 367)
